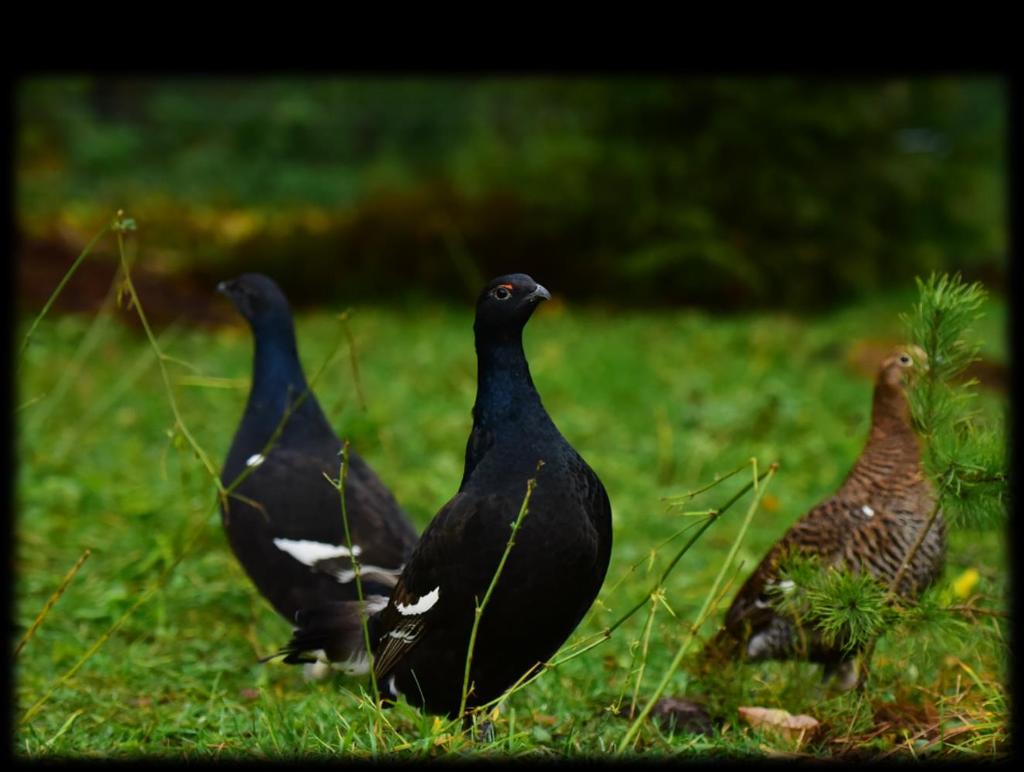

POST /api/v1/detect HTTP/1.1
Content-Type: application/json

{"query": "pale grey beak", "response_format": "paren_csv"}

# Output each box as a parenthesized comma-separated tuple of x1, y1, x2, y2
(528, 284, 551, 303)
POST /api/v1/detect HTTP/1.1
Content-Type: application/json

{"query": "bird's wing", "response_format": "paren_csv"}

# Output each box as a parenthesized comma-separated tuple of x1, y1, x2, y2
(344, 450, 420, 559)
(371, 578, 436, 678)
(225, 445, 407, 587)
(224, 446, 341, 537)
(723, 494, 852, 632)
(371, 490, 501, 679)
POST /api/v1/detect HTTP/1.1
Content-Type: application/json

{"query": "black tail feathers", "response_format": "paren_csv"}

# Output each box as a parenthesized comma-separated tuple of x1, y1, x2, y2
(262, 596, 388, 671)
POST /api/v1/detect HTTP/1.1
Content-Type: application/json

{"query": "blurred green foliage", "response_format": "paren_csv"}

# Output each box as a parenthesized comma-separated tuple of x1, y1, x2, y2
(17, 77, 1006, 308)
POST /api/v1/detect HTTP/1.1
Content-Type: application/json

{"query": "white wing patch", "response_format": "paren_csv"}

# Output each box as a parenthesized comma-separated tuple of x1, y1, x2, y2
(334, 564, 404, 584)
(246, 453, 266, 468)
(301, 645, 372, 676)
(272, 538, 362, 567)
(387, 629, 419, 642)
(332, 650, 370, 676)
(364, 595, 390, 615)
(396, 586, 440, 616)
(861, 505, 875, 518)
(747, 632, 771, 659)
(387, 675, 402, 698)
(303, 650, 331, 681)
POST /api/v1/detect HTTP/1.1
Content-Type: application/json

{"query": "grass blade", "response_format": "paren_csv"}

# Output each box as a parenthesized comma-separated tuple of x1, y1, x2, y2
(618, 460, 778, 753)
(459, 471, 539, 721)
(13, 550, 91, 659)
(19, 219, 112, 363)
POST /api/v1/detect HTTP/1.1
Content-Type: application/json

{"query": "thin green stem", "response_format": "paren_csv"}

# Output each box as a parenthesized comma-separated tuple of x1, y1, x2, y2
(469, 462, 774, 716)
(50, 324, 181, 463)
(628, 591, 660, 719)
(115, 229, 223, 494)
(459, 472, 538, 721)
(860, 494, 947, 682)
(329, 441, 382, 708)
(604, 517, 708, 596)
(24, 268, 123, 434)
(661, 460, 751, 506)
(339, 310, 368, 412)
(19, 524, 207, 726)
(618, 460, 777, 753)
(13, 550, 91, 660)
(889, 496, 944, 599)
(221, 314, 351, 513)
(19, 220, 112, 363)
(608, 463, 775, 638)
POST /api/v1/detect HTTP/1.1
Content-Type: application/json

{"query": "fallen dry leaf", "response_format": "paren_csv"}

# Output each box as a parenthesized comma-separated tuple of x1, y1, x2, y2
(739, 706, 820, 745)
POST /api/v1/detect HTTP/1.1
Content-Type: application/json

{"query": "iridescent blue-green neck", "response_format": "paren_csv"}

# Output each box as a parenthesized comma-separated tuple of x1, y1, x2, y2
(243, 319, 329, 439)
(472, 333, 542, 428)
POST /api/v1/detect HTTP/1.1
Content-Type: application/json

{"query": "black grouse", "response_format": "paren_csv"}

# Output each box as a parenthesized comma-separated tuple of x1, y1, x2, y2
(275, 274, 613, 716)
(218, 273, 419, 675)
(708, 346, 944, 688)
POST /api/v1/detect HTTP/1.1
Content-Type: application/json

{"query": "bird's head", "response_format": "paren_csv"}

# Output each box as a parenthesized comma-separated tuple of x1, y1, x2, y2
(877, 344, 928, 389)
(217, 273, 293, 331)
(474, 273, 551, 339)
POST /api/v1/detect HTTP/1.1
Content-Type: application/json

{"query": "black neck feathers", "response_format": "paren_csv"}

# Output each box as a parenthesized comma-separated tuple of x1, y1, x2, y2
(244, 317, 328, 440)
(472, 332, 542, 429)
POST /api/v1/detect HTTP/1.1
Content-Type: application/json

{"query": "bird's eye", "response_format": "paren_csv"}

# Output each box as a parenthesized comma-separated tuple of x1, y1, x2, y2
(492, 286, 512, 301)
(899, 354, 912, 366)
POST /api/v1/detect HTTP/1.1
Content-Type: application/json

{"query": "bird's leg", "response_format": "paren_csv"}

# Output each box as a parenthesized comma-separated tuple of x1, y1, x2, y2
(852, 654, 871, 692)
(835, 659, 861, 691)
(462, 707, 500, 744)
(821, 656, 863, 691)
(473, 719, 496, 744)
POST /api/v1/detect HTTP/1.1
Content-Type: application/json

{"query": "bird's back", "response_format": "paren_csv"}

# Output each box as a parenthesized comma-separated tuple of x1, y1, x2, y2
(221, 422, 418, 622)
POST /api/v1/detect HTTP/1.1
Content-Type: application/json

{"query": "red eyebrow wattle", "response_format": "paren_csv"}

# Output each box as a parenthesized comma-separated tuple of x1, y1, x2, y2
(498, 283, 513, 290)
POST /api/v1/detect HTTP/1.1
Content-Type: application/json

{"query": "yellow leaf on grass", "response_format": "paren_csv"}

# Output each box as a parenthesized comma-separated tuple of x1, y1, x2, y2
(952, 567, 980, 599)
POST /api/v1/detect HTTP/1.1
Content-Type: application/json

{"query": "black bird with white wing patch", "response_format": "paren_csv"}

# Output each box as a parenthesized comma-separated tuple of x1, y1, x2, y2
(276, 274, 613, 716)
(218, 273, 419, 674)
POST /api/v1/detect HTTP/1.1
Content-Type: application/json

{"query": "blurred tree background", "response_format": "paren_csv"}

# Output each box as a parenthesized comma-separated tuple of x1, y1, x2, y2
(16, 76, 1007, 313)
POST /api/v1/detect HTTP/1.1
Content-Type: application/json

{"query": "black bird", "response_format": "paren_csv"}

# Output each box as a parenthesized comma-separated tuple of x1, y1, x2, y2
(218, 273, 419, 675)
(275, 274, 613, 716)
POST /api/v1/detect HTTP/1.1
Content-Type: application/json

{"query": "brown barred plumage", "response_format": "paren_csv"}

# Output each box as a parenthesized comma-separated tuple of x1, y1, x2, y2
(709, 346, 944, 687)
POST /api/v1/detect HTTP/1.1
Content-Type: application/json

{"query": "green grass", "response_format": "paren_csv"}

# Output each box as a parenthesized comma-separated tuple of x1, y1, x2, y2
(14, 287, 1008, 758)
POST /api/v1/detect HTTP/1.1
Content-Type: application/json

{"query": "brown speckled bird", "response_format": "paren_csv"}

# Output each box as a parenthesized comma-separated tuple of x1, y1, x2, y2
(712, 346, 944, 688)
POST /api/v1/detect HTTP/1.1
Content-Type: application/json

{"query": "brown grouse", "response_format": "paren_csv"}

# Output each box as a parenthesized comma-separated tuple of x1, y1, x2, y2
(712, 346, 944, 688)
